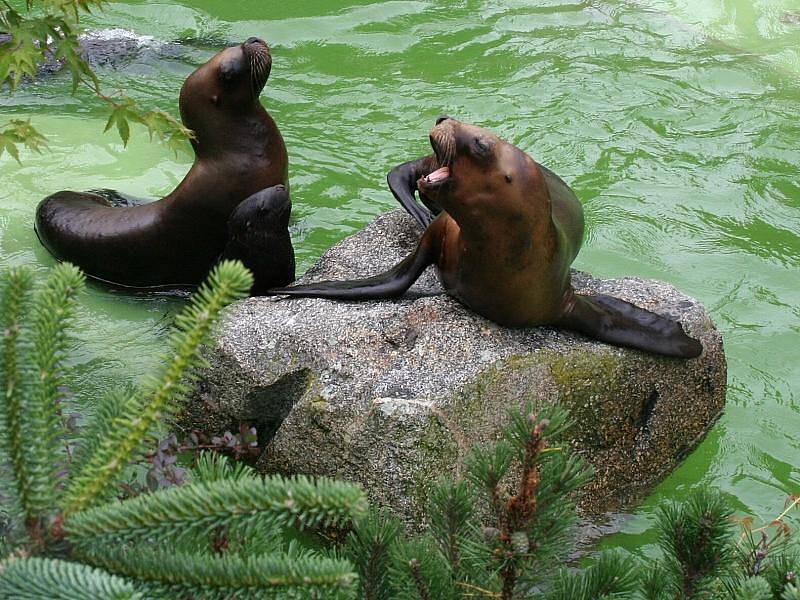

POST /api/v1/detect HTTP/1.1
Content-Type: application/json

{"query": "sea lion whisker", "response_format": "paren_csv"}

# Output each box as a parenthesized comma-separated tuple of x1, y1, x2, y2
(249, 54, 256, 98)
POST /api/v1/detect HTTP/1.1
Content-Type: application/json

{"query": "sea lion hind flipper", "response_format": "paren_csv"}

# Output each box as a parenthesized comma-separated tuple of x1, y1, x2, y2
(267, 232, 437, 301)
(387, 156, 440, 228)
(557, 293, 703, 358)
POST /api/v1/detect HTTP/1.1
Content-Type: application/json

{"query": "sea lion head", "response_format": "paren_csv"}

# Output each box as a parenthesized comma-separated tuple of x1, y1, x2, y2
(179, 37, 272, 145)
(227, 185, 291, 244)
(225, 184, 295, 293)
(416, 117, 550, 223)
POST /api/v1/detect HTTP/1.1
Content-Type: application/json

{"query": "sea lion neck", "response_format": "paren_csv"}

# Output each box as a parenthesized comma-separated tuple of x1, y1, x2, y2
(189, 102, 273, 158)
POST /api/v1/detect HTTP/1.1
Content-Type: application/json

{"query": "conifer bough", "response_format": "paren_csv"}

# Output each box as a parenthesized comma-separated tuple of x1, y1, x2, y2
(0, 261, 368, 598)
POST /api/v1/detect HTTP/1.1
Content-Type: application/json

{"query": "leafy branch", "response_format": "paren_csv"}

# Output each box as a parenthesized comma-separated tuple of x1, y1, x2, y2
(0, 0, 194, 161)
(0, 119, 48, 163)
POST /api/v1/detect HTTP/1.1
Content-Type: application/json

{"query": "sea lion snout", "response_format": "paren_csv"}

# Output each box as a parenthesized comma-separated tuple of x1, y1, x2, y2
(240, 37, 272, 97)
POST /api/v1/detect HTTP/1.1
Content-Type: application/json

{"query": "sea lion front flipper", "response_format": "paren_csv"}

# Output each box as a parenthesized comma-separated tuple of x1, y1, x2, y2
(387, 155, 441, 228)
(267, 222, 440, 300)
(556, 293, 703, 358)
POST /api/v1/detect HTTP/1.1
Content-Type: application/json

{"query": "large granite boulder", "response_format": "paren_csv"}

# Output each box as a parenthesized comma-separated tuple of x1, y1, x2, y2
(185, 210, 726, 526)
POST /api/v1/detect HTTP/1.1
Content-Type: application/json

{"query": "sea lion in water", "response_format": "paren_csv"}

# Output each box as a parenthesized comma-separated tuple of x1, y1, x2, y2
(35, 37, 290, 290)
(221, 185, 295, 295)
(268, 117, 702, 359)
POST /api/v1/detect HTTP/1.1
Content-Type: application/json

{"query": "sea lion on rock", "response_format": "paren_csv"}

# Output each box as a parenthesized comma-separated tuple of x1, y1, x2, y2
(221, 185, 295, 295)
(35, 37, 290, 290)
(268, 117, 702, 359)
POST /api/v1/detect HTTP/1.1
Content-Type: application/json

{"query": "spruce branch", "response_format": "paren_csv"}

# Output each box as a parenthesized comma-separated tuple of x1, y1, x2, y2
(75, 545, 358, 599)
(428, 477, 474, 574)
(344, 510, 403, 600)
(64, 474, 367, 546)
(68, 386, 136, 479)
(732, 576, 774, 600)
(408, 558, 432, 600)
(0, 263, 83, 539)
(0, 266, 34, 515)
(546, 550, 638, 599)
(388, 536, 458, 600)
(0, 556, 139, 599)
(62, 261, 252, 513)
(465, 439, 514, 523)
(655, 489, 736, 598)
(191, 449, 258, 484)
(497, 412, 550, 599)
(22, 262, 84, 521)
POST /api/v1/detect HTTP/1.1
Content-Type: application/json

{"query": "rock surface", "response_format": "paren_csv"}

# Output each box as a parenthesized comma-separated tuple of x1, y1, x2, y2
(0, 28, 184, 76)
(185, 210, 726, 526)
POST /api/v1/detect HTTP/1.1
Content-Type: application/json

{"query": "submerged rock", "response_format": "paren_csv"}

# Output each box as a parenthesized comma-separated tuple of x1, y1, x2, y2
(185, 210, 726, 526)
(0, 28, 184, 77)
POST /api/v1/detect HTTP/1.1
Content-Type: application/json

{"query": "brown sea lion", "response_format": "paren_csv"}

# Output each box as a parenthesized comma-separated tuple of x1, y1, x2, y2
(268, 117, 702, 359)
(34, 37, 291, 290)
(221, 184, 295, 295)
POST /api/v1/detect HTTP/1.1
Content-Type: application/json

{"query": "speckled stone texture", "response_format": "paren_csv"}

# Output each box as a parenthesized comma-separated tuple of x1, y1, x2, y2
(185, 209, 726, 526)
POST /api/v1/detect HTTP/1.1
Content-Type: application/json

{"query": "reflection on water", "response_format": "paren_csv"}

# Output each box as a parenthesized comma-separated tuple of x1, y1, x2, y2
(0, 0, 798, 555)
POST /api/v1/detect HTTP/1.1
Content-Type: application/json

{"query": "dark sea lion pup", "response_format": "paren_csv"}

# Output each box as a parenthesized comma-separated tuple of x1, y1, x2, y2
(35, 37, 290, 290)
(221, 185, 295, 295)
(268, 117, 703, 359)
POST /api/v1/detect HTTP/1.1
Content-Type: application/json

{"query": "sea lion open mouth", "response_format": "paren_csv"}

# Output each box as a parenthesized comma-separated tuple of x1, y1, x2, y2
(420, 121, 456, 189)
(423, 166, 450, 185)
(242, 37, 271, 99)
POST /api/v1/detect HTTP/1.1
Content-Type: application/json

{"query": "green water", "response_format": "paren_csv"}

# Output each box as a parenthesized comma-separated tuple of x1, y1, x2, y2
(1, 0, 799, 556)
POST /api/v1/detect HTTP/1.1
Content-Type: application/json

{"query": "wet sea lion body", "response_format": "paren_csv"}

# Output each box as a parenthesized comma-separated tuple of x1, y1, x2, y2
(35, 38, 291, 290)
(221, 185, 295, 295)
(269, 118, 702, 359)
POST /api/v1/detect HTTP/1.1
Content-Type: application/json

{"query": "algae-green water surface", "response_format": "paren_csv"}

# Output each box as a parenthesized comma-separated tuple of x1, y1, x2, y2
(1, 0, 798, 554)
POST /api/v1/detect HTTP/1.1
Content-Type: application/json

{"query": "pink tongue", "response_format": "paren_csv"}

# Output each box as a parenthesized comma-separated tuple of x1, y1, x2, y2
(426, 166, 450, 183)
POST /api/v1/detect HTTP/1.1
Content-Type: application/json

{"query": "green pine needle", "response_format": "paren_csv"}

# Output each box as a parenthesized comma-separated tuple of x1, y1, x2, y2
(0, 264, 84, 527)
(68, 386, 136, 481)
(62, 261, 252, 514)
(733, 576, 774, 600)
(23, 262, 85, 519)
(0, 556, 139, 599)
(428, 478, 474, 573)
(344, 510, 403, 600)
(547, 550, 638, 599)
(389, 535, 459, 600)
(655, 488, 736, 598)
(191, 450, 258, 484)
(783, 584, 800, 600)
(0, 266, 34, 519)
(75, 545, 357, 599)
(64, 474, 367, 545)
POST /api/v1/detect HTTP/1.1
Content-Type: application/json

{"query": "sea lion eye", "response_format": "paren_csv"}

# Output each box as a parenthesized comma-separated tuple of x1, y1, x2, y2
(505, 174, 513, 183)
(473, 137, 491, 157)
(218, 61, 243, 85)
